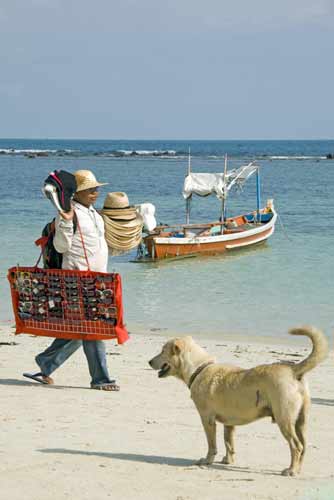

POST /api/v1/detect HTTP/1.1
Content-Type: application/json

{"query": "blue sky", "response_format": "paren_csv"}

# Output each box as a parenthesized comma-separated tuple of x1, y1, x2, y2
(0, 0, 333, 139)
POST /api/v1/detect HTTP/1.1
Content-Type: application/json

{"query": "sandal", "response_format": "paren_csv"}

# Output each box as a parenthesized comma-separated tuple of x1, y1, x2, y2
(91, 381, 120, 391)
(23, 372, 54, 385)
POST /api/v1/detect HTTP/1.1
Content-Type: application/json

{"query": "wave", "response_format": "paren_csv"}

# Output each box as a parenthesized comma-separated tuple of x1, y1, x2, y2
(0, 148, 74, 157)
(266, 155, 328, 160)
(108, 149, 177, 157)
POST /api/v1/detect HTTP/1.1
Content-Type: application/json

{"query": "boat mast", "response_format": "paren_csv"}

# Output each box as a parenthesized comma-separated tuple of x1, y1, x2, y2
(185, 148, 191, 224)
(256, 167, 261, 222)
(220, 153, 228, 232)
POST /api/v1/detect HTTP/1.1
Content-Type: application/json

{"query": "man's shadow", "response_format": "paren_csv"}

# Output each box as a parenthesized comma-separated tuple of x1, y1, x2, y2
(0, 378, 87, 390)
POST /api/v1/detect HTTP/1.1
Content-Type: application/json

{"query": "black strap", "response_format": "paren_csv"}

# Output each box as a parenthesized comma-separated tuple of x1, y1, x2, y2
(188, 361, 215, 389)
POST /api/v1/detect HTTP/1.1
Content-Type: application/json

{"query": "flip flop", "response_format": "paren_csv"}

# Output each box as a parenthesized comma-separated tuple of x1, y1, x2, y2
(91, 381, 120, 391)
(23, 372, 54, 385)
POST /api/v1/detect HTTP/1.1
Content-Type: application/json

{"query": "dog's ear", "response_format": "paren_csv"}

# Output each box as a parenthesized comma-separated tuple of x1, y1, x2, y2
(173, 339, 183, 355)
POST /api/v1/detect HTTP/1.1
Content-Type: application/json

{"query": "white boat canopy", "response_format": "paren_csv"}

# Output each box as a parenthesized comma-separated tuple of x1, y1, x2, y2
(182, 162, 258, 199)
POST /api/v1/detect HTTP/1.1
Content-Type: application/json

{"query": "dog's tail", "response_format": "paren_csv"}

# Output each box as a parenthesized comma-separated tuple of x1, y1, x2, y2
(289, 325, 328, 378)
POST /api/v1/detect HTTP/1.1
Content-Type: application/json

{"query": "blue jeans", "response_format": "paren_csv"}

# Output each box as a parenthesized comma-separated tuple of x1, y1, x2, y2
(35, 339, 113, 386)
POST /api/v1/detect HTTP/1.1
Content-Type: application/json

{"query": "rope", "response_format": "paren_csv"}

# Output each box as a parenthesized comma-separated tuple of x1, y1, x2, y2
(75, 210, 91, 271)
(277, 212, 293, 242)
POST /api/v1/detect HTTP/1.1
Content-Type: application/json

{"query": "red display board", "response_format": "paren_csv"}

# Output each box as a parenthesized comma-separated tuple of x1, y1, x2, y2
(7, 266, 129, 343)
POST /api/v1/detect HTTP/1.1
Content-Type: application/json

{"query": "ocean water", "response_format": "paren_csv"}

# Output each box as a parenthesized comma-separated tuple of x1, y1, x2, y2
(0, 139, 333, 341)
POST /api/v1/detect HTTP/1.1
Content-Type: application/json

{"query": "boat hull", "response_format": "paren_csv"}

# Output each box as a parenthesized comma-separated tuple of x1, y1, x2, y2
(143, 210, 277, 260)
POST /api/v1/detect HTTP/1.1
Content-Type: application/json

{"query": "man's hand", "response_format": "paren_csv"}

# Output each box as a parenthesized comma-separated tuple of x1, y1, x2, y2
(59, 208, 74, 221)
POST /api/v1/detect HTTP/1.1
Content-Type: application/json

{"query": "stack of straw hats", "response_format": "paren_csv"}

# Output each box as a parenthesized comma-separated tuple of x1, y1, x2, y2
(100, 192, 143, 255)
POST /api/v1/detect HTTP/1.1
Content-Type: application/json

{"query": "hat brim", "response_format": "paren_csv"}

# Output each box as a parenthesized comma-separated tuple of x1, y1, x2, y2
(103, 215, 143, 252)
(100, 207, 139, 220)
(102, 213, 143, 229)
(76, 182, 108, 192)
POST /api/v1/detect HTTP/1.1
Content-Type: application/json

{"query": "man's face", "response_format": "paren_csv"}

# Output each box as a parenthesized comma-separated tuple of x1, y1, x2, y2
(75, 186, 100, 207)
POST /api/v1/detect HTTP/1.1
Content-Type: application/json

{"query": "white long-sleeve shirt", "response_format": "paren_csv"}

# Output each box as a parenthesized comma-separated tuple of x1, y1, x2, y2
(53, 201, 108, 272)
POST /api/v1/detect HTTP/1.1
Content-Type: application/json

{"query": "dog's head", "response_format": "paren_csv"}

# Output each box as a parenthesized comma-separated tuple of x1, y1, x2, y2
(149, 336, 213, 383)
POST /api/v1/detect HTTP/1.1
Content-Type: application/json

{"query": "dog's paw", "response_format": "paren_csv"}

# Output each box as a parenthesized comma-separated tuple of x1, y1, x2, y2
(281, 468, 297, 477)
(221, 455, 234, 465)
(196, 457, 214, 466)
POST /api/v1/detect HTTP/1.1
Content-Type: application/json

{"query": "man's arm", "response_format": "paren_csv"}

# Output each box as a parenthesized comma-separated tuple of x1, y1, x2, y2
(53, 208, 75, 253)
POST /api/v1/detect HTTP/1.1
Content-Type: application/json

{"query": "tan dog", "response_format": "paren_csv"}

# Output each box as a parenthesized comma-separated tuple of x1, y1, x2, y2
(149, 326, 328, 476)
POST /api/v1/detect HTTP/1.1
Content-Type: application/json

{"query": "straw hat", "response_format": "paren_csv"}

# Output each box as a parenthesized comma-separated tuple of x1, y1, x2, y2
(74, 170, 108, 192)
(100, 192, 138, 221)
(100, 192, 144, 254)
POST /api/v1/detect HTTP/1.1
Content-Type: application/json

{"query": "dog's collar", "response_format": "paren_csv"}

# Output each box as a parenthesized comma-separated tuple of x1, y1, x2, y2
(188, 361, 215, 389)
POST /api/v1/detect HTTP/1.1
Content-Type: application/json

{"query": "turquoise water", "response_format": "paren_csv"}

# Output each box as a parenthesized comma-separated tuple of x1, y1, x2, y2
(0, 139, 333, 339)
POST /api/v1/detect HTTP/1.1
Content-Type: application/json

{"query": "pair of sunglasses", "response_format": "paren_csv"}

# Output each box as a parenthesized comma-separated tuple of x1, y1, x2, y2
(67, 304, 81, 312)
(104, 317, 117, 325)
(97, 288, 113, 298)
(64, 276, 78, 284)
(66, 296, 80, 303)
(65, 282, 78, 290)
(18, 311, 32, 320)
(81, 278, 96, 285)
(33, 296, 47, 305)
(96, 276, 113, 283)
(99, 306, 117, 316)
(19, 301, 33, 312)
(48, 298, 62, 310)
(33, 272, 45, 279)
(83, 297, 98, 305)
(49, 309, 63, 317)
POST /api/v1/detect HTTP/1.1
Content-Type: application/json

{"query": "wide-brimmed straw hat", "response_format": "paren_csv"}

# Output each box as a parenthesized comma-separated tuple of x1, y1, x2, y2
(100, 192, 139, 221)
(74, 170, 108, 192)
(100, 192, 143, 254)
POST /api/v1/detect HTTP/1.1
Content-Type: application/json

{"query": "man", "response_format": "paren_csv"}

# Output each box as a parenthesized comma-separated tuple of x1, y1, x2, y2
(24, 170, 121, 391)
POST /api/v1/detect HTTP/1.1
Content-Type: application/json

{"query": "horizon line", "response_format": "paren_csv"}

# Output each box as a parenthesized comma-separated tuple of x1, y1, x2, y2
(0, 137, 333, 142)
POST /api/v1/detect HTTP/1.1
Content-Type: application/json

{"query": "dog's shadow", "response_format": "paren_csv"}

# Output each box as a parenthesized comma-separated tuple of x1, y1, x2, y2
(38, 448, 280, 475)
(312, 397, 334, 406)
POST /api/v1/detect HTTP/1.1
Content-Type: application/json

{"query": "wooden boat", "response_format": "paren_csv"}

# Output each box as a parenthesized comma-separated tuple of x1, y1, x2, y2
(136, 156, 277, 261)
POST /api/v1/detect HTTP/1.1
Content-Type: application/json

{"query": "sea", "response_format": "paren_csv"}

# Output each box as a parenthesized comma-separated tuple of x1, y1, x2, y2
(0, 139, 333, 342)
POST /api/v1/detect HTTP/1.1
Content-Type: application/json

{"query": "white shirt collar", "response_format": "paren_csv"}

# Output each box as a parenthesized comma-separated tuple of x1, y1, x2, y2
(73, 200, 95, 213)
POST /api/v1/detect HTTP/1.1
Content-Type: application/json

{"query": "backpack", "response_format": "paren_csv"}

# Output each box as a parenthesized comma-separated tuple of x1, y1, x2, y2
(35, 214, 77, 269)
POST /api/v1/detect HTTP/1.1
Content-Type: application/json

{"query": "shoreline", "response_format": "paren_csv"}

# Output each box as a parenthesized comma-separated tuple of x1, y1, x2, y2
(2, 317, 331, 347)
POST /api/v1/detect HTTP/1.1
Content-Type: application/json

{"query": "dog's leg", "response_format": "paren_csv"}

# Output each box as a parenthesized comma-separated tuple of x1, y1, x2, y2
(222, 425, 235, 464)
(277, 421, 304, 476)
(196, 414, 217, 466)
(294, 401, 309, 473)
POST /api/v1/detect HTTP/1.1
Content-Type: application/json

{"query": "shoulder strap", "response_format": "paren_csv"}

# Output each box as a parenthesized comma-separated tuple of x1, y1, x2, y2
(73, 211, 78, 232)
(34, 220, 55, 268)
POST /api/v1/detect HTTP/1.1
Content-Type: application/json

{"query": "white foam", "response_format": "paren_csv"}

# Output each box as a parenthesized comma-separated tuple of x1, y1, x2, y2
(269, 155, 326, 160)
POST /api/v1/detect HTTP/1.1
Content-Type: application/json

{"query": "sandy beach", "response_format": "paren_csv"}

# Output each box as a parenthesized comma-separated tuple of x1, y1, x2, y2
(0, 322, 333, 500)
